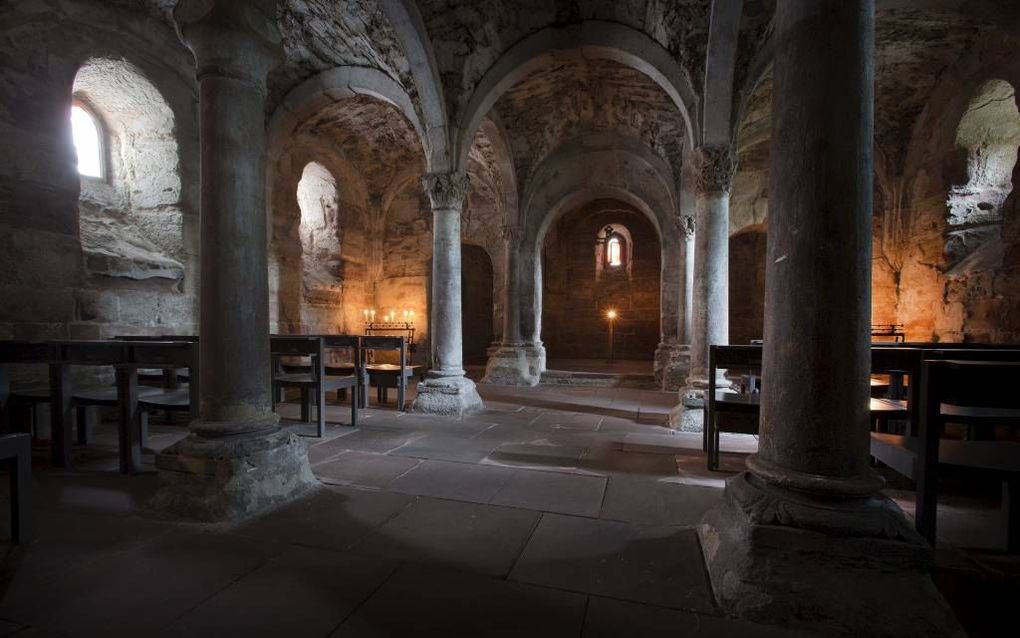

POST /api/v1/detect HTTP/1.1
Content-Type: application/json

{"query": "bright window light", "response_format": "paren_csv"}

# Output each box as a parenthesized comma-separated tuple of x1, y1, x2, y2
(607, 237, 622, 266)
(71, 104, 103, 178)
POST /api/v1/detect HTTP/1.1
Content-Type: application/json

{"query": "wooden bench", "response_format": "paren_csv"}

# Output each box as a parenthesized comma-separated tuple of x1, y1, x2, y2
(124, 341, 200, 455)
(271, 336, 359, 436)
(870, 357, 1020, 551)
(703, 344, 927, 471)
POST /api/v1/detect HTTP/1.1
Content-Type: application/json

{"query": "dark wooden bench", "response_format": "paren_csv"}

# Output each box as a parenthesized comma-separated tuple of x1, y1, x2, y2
(704, 344, 928, 471)
(271, 336, 359, 436)
(870, 356, 1020, 551)
(124, 341, 200, 455)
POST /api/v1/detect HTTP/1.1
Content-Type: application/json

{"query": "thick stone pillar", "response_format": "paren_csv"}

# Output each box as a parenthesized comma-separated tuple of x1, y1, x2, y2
(653, 223, 690, 391)
(684, 145, 735, 405)
(154, 0, 315, 521)
(698, 2, 960, 634)
(412, 172, 484, 415)
(483, 224, 537, 385)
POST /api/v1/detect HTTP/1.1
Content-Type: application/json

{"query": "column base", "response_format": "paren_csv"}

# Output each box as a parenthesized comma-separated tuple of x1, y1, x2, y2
(699, 472, 963, 637)
(152, 424, 316, 522)
(482, 345, 540, 386)
(411, 374, 485, 416)
(667, 402, 704, 432)
(523, 343, 546, 378)
(653, 341, 690, 391)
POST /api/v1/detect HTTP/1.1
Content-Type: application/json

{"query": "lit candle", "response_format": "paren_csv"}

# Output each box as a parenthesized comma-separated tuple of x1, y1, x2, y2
(370, 309, 376, 321)
(363, 309, 369, 321)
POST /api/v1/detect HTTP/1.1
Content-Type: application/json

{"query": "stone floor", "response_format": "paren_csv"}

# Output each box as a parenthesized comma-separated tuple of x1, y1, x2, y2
(0, 383, 1016, 637)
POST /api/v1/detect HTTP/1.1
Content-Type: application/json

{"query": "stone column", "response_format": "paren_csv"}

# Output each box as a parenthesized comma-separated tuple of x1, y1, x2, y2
(699, 2, 959, 634)
(412, 172, 484, 415)
(681, 214, 696, 342)
(483, 224, 537, 385)
(518, 239, 546, 378)
(684, 145, 735, 405)
(154, 0, 314, 521)
(653, 222, 689, 391)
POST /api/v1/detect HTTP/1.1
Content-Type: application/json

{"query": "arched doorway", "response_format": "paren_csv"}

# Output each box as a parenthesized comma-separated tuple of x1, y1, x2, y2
(462, 244, 495, 364)
(541, 199, 661, 368)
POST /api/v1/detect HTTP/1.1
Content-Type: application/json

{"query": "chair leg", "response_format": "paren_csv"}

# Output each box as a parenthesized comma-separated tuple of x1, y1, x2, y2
(300, 388, 310, 422)
(140, 411, 150, 450)
(11, 438, 31, 544)
(316, 384, 326, 438)
(398, 375, 406, 412)
(350, 387, 358, 428)
(1004, 478, 1020, 554)
(75, 406, 93, 446)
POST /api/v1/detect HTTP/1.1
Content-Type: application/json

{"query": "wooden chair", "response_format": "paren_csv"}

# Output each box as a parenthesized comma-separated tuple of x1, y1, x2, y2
(0, 342, 50, 437)
(361, 336, 420, 411)
(271, 336, 358, 436)
(871, 358, 1020, 552)
(0, 432, 31, 543)
(124, 341, 200, 454)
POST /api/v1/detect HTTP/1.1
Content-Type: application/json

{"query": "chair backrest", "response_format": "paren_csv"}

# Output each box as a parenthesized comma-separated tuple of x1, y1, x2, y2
(709, 345, 763, 371)
(50, 340, 128, 366)
(270, 336, 324, 358)
(923, 348, 1020, 363)
(871, 347, 923, 375)
(924, 359, 1020, 410)
(361, 336, 405, 351)
(0, 341, 50, 364)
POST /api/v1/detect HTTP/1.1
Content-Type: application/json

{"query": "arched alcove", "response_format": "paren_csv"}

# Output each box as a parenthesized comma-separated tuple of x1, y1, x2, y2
(295, 161, 344, 331)
(945, 79, 1020, 274)
(72, 57, 184, 281)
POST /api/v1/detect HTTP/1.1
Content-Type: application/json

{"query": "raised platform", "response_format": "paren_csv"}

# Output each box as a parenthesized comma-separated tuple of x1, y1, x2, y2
(541, 359, 657, 388)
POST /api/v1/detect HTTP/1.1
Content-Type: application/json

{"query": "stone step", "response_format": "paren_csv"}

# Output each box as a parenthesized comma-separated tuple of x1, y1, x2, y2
(539, 369, 657, 389)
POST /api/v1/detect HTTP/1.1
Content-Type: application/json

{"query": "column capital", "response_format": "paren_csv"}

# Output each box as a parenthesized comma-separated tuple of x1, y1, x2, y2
(422, 172, 470, 211)
(500, 223, 521, 245)
(174, 0, 282, 83)
(692, 145, 737, 195)
(675, 214, 695, 239)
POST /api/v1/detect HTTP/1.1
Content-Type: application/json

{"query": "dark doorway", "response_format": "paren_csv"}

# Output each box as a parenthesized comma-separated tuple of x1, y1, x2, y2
(460, 244, 494, 364)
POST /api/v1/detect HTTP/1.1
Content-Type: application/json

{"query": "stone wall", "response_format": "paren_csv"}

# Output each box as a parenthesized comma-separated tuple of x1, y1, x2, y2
(0, 0, 199, 357)
(542, 200, 660, 361)
(729, 226, 767, 345)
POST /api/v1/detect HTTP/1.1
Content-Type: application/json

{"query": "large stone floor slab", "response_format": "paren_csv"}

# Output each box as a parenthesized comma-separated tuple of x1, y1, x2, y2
(509, 513, 716, 613)
(353, 496, 540, 577)
(387, 458, 515, 503)
(332, 564, 587, 637)
(490, 469, 607, 517)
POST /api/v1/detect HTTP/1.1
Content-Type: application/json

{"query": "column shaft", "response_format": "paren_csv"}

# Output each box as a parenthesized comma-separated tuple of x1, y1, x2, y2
(501, 229, 522, 345)
(196, 73, 275, 431)
(430, 206, 465, 376)
(749, 0, 877, 491)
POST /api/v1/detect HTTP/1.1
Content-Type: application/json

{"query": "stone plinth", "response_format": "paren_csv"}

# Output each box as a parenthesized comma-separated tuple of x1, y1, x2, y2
(700, 473, 962, 637)
(483, 345, 539, 386)
(153, 426, 315, 521)
(653, 341, 690, 391)
(413, 374, 484, 416)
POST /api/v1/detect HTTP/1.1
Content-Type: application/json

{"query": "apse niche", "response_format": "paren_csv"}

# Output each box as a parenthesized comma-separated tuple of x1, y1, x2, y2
(944, 79, 1020, 275)
(72, 57, 184, 282)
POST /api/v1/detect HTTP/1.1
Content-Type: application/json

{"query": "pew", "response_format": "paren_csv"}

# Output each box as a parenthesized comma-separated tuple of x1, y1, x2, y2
(870, 356, 1020, 551)
(0, 341, 50, 436)
(271, 336, 359, 436)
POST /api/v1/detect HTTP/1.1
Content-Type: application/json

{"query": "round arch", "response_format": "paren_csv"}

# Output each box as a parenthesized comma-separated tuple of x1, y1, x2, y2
(453, 21, 698, 173)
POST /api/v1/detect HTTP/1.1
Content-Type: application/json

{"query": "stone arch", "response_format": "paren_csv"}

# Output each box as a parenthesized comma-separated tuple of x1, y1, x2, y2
(453, 20, 698, 173)
(267, 66, 428, 169)
(381, 0, 452, 172)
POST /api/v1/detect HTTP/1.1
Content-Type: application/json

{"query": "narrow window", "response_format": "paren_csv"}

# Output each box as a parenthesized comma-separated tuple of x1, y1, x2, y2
(70, 102, 104, 178)
(607, 236, 622, 266)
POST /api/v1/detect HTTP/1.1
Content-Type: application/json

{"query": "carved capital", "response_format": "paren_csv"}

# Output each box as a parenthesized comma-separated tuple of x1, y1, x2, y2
(174, 0, 282, 82)
(693, 145, 737, 195)
(499, 223, 521, 245)
(675, 214, 695, 239)
(422, 172, 470, 211)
